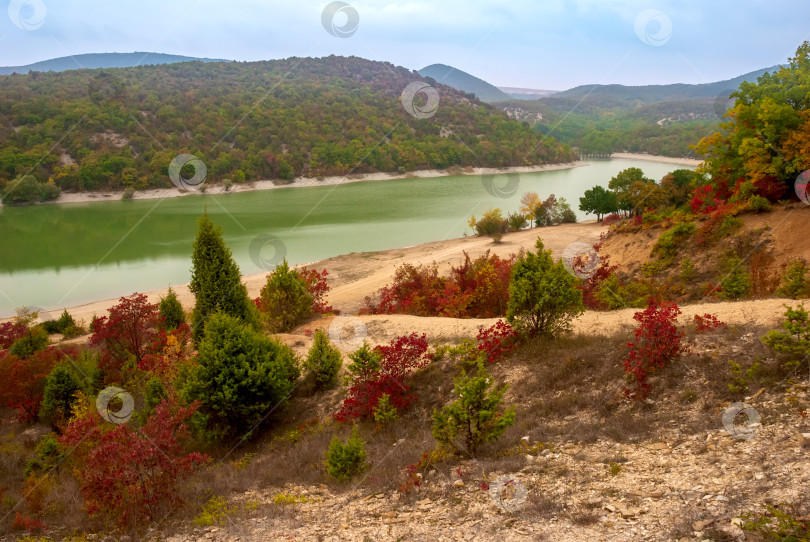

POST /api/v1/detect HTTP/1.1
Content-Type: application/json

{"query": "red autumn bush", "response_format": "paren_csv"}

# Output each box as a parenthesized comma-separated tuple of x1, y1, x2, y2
(361, 251, 514, 318)
(0, 321, 28, 349)
(335, 333, 430, 422)
(12, 511, 46, 533)
(0, 345, 82, 423)
(623, 299, 688, 401)
(577, 236, 619, 310)
(90, 293, 163, 380)
(476, 320, 518, 363)
(692, 313, 727, 333)
(59, 397, 208, 529)
(602, 213, 623, 226)
(298, 267, 336, 314)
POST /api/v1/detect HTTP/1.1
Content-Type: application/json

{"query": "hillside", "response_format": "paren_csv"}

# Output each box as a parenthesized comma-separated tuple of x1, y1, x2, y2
(5, 215, 808, 541)
(0, 52, 227, 75)
(419, 63, 513, 103)
(0, 56, 574, 193)
(552, 65, 781, 104)
(497, 65, 783, 157)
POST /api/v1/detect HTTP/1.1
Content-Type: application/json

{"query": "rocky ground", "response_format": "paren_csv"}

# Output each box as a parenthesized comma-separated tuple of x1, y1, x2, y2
(133, 385, 809, 542)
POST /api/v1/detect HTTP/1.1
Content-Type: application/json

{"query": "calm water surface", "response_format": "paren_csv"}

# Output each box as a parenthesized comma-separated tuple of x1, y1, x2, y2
(0, 158, 691, 316)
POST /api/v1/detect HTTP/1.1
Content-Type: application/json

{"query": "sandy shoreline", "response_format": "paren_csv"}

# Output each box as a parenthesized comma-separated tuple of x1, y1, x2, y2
(36, 162, 588, 206)
(610, 152, 702, 167)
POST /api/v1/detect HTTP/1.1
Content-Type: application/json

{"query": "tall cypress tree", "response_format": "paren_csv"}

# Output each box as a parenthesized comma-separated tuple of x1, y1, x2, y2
(190, 213, 259, 341)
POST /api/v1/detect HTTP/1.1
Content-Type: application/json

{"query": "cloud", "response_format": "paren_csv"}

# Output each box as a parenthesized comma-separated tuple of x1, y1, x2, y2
(0, 0, 806, 88)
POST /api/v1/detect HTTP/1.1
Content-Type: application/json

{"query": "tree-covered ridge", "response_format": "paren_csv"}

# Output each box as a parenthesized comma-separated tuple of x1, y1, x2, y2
(695, 43, 810, 200)
(0, 56, 575, 193)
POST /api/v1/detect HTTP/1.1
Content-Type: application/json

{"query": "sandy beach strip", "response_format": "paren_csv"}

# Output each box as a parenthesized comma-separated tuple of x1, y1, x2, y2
(37, 161, 589, 206)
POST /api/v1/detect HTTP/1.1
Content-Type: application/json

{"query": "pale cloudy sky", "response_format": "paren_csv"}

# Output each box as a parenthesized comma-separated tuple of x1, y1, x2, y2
(1, 0, 806, 89)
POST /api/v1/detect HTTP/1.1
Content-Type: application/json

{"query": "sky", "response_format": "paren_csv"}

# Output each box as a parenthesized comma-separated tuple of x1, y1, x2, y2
(0, 0, 807, 90)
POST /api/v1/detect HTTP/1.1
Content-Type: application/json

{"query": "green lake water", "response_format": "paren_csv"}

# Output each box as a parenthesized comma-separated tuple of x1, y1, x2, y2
(0, 158, 691, 317)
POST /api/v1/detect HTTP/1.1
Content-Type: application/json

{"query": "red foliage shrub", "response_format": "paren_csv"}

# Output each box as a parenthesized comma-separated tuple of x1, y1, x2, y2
(298, 267, 336, 314)
(335, 333, 430, 422)
(90, 293, 162, 380)
(0, 321, 27, 349)
(690, 185, 723, 214)
(476, 320, 518, 363)
(623, 299, 687, 401)
(578, 235, 619, 310)
(12, 511, 46, 533)
(361, 252, 514, 318)
(0, 345, 81, 423)
(59, 398, 208, 529)
(753, 175, 787, 202)
(602, 213, 622, 226)
(692, 314, 727, 333)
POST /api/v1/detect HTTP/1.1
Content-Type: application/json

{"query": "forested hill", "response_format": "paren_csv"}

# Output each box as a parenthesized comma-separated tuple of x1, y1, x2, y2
(0, 52, 227, 75)
(0, 56, 575, 193)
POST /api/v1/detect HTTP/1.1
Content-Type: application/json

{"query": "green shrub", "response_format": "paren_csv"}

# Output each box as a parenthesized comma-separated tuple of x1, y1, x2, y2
(432, 360, 516, 456)
(344, 341, 382, 385)
(182, 312, 300, 440)
(506, 211, 528, 232)
(9, 327, 49, 358)
(739, 501, 810, 541)
(716, 215, 744, 238)
(1, 175, 47, 205)
(679, 257, 696, 282)
(258, 259, 313, 333)
(747, 195, 771, 212)
(24, 434, 64, 477)
(593, 275, 650, 310)
(121, 187, 136, 200)
(372, 393, 399, 427)
(762, 304, 810, 375)
(719, 257, 751, 300)
(159, 287, 186, 330)
(325, 427, 366, 480)
(506, 238, 584, 337)
(190, 213, 260, 342)
(777, 259, 809, 299)
(39, 365, 82, 429)
(469, 208, 508, 237)
(652, 221, 696, 260)
(304, 329, 342, 388)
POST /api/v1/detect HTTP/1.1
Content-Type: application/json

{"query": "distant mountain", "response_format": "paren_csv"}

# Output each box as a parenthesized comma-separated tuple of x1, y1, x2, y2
(0, 52, 228, 75)
(550, 66, 782, 106)
(418, 64, 512, 103)
(498, 87, 560, 100)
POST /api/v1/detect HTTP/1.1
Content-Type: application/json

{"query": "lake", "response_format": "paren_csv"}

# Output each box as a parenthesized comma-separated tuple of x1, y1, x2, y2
(0, 158, 691, 317)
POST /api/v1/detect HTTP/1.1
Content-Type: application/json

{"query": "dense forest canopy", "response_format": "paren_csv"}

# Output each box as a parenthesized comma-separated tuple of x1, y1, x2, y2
(0, 56, 575, 193)
(695, 42, 810, 203)
(497, 66, 782, 158)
